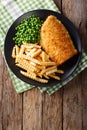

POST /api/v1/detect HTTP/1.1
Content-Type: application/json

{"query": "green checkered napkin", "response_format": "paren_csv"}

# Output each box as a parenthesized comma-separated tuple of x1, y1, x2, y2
(0, 0, 87, 95)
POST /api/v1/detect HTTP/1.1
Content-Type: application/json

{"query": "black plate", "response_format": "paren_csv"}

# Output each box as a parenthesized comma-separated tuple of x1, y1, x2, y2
(4, 9, 82, 87)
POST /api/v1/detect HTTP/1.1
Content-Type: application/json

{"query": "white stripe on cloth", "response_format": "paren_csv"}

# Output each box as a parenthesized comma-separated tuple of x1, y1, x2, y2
(2, 0, 22, 20)
(1, 0, 13, 5)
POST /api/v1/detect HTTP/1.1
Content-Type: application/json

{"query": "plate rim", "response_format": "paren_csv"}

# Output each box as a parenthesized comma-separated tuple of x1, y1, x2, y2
(4, 9, 82, 87)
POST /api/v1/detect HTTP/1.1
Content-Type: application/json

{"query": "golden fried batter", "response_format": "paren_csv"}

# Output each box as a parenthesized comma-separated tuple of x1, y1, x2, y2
(40, 15, 77, 65)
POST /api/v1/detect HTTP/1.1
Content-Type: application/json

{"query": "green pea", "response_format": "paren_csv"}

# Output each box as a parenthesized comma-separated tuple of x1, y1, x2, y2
(13, 14, 43, 46)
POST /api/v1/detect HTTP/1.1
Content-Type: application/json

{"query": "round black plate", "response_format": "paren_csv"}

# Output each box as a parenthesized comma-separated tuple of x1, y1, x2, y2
(4, 9, 82, 87)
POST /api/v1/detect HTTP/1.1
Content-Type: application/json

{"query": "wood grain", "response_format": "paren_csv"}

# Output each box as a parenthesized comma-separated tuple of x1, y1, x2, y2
(23, 88, 43, 130)
(62, 0, 87, 130)
(0, 50, 3, 130)
(0, 50, 22, 130)
(23, 88, 62, 130)
(54, 0, 62, 11)
(81, 70, 87, 130)
(80, 0, 87, 129)
(63, 78, 82, 130)
(43, 90, 63, 130)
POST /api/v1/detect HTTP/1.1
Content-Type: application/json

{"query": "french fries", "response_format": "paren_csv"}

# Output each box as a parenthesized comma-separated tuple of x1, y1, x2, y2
(12, 43, 64, 83)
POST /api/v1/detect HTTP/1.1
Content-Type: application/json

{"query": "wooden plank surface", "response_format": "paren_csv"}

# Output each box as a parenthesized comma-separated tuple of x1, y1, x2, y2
(82, 72, 87, 130)
(63, 78, 82, 130)
(0, 50, 3, 130)
(23, 88, 43, 130)
(43, 90, 63, 130)
(54, 0, 62, 11)
(62, 0, 87, 130)
(0, 50, 22, 130)
(0, 0, 87, 130)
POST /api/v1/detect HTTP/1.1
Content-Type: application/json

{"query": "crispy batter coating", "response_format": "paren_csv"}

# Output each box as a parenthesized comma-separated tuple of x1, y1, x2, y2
(40, 15, 77, 65)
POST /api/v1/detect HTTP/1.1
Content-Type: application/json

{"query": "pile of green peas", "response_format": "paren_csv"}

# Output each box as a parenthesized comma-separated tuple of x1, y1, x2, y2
(13, 15, 43, 46)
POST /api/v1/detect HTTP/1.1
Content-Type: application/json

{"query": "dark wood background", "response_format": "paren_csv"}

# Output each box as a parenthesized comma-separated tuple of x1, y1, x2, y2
(0, 0, 87, 130)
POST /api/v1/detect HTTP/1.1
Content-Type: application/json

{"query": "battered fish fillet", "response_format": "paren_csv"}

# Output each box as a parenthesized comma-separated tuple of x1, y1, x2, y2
(40, 15, 77, 65)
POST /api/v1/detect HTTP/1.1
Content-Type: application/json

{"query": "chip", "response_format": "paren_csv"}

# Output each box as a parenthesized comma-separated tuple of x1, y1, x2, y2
(12, 43, 64, 83)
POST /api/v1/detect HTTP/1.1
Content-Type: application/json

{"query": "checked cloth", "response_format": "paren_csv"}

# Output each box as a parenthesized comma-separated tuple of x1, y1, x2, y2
(0, 0, 87, 95)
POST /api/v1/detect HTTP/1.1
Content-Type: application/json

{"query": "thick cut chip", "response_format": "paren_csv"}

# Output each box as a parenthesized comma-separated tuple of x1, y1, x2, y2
(20, 70, 48, 83)
(40, 15, 77, 65)
(12, 43, 64, 83)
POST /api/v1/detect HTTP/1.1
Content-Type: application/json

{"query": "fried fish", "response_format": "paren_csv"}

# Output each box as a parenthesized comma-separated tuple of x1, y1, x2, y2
(40, 15, 77, 65)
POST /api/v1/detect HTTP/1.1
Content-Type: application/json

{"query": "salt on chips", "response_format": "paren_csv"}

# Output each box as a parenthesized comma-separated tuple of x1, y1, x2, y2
(12, 43, 64, 83)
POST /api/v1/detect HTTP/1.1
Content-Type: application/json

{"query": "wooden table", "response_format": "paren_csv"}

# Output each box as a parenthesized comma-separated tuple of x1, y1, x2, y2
(0, 0, 87, 130)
